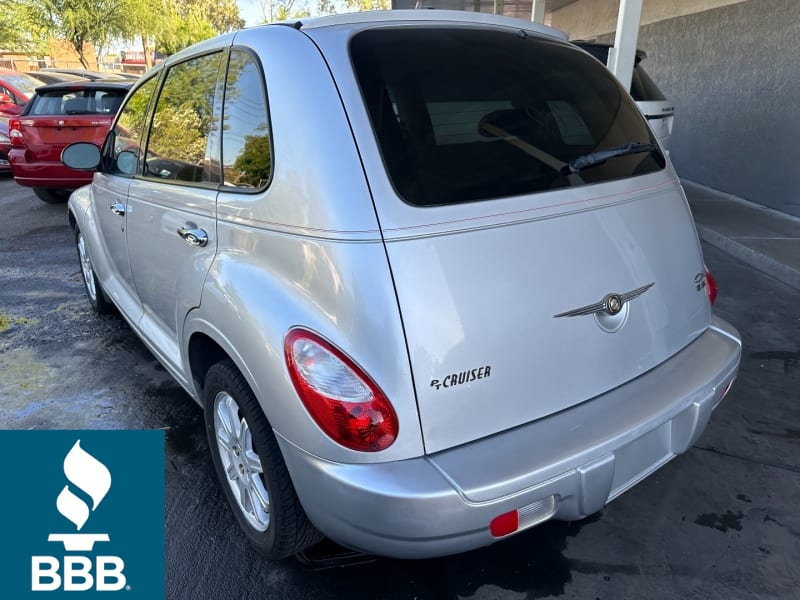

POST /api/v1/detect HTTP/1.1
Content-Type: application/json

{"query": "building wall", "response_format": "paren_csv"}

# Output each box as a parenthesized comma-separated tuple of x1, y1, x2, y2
(550, 0, 747, 40)
(592, 0, 800, 217)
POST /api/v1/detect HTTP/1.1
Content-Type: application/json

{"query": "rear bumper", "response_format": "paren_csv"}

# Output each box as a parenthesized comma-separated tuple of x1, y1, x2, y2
(9, 149, 91, 189)
(277, 316, 741, 559)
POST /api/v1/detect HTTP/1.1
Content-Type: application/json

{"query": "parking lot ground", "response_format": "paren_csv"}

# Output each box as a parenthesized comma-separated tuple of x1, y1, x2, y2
(1, 174, 798, 599)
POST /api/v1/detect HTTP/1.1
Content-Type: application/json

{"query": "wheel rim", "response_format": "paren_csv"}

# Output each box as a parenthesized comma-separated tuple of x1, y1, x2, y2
(213, 391, 270, 532)
(77, 233, 97, 302)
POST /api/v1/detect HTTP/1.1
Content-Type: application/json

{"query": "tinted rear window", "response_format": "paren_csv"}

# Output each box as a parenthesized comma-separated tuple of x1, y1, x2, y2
(28, 89, 128, 116)
(630, 65, 666, 102)
(351, 29, 665, 206)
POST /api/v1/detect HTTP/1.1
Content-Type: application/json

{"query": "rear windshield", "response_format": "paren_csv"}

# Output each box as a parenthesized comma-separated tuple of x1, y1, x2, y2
(3, 73, 43, 97)
(630, 65, 666, 102)
(351, 28, 665, 206)
(27, 89, 127, 116)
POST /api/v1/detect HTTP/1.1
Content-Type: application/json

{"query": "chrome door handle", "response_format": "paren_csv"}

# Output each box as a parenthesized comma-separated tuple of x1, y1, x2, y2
(109, 202, 126, 216)
(177, 227, 208, 247)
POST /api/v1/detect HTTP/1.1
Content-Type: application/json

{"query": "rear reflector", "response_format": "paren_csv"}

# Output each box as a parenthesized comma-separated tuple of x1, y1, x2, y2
(490, 495, 559, 538)
(489, 511, 518, 538)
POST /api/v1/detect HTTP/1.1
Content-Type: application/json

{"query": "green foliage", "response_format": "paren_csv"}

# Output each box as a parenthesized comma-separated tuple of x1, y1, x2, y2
(152, 0, 245, 56)
(150, 104, 208, 164)
(157, 13, 217, 56)
(260, 0, 311, 23)
(231, 134, 272, 188)
(316, 0, 337, 16)
(345, 0, 390, 11)
(11, 0, 245, 68)
(0, 1, 50, 55)
(40, 0, 132, 67)
(148, 53, 221, 163)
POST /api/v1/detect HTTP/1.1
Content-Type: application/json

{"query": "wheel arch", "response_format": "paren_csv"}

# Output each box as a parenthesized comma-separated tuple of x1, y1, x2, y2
(187, 330, 230, 401)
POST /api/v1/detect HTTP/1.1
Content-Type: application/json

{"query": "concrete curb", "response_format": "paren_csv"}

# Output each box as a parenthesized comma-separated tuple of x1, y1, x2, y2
(696, 224, 800, 290)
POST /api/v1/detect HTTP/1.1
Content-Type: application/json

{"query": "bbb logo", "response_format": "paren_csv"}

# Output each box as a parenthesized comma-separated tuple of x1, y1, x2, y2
(32, 440, 128, 592)
(0, 430, 163, 599)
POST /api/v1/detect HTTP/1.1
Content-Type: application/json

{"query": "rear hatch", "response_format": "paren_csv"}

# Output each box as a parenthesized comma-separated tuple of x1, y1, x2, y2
(349, 27, 710, 453)
(17, 86, 126, 163)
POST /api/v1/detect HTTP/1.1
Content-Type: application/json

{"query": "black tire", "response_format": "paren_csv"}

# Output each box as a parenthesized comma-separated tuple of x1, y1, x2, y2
(33, 188, 71, 203)
(203, 359, 321, 559)
(75, 227, 115, 314)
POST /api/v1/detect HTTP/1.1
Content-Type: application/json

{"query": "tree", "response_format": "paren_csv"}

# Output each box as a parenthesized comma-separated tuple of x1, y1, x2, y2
(120, 0, 244, 68)
(231, 134, 271, 187)
(40, 0, 130, 68)
(260, 0, 310, 23)
(345, 0, 390, 10)
(0, 1, 50, 56)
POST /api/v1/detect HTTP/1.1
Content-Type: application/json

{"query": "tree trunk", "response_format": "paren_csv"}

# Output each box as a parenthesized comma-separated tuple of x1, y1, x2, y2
(142, 33, 152, 69)
(74, 39, 90, 69)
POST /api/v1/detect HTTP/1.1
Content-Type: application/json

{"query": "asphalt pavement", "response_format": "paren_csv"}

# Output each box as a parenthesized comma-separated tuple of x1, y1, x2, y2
(1, 173, 798, 599)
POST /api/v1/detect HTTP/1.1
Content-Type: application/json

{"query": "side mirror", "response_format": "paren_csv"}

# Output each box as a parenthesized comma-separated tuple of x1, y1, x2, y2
(62, 142, 102, 171)
(116, 151, 136, 175)
(0, 94, 13, 104)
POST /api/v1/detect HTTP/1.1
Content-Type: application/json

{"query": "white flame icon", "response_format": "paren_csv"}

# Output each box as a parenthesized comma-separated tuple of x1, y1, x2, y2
(56, 440, 111, 530)
(48, 440, 112, 551)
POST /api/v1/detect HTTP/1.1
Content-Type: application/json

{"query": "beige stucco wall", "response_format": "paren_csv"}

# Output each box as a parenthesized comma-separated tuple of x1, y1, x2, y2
(551, 0, 748, 39)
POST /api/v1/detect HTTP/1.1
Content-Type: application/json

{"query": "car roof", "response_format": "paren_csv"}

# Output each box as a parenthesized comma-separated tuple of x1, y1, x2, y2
(284, 9, 568, 40)
(30, 71, 88, 83)
(0, 68, 45, 83)
(34, 80, 133, 93)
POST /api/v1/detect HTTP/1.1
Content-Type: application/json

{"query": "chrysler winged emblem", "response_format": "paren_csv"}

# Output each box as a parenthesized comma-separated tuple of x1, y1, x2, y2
(554, 282, 655, 318)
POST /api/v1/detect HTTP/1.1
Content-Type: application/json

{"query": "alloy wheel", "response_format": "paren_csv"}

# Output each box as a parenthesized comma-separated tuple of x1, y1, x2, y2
(213, 391, 271, 532)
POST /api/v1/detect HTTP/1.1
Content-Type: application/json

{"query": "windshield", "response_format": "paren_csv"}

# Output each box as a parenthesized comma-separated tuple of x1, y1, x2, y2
(351, 28, 665, 206)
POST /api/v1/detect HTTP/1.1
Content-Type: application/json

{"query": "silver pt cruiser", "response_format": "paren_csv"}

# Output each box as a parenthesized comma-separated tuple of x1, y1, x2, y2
(63, 10, 742, 560)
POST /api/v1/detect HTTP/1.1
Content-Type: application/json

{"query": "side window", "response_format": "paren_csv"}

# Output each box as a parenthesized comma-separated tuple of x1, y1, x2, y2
(145, 52, 223, 184)
(221, 49, 272, 190)
(109, 76, 158, 176)
(0, 86, 14, 103)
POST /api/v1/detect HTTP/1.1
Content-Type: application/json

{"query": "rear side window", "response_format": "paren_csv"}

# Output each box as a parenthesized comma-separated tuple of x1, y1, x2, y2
(351, 28, 665, 206)
(145, 52, 224, 185)
(220, 49, 272, 190)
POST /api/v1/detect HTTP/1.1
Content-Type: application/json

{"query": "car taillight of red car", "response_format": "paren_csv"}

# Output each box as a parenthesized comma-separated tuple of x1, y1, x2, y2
(8, 118, 24, 147)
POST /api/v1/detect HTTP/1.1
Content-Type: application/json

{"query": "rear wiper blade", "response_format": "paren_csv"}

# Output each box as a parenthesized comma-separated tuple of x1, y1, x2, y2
(565, 142, 659, 174)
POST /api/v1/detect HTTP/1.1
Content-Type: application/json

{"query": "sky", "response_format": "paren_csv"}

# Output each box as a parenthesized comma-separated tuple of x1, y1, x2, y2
(237, 0, 263, 26)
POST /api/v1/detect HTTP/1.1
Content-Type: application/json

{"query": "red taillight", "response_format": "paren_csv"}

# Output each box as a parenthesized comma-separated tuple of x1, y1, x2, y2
(8, 118, 24, 147)
(490, 510, 519, 537)
(284, 329, 398, 452)
(704, 265, 718, 305)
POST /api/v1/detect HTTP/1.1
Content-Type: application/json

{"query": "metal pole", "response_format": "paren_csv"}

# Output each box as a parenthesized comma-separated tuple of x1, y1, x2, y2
(608, 0, 643, 91)
(531, 0, 546, 23)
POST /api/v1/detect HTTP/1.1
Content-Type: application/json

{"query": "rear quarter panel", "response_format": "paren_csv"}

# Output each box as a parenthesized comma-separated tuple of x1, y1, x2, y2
(184, 26, 424, 463)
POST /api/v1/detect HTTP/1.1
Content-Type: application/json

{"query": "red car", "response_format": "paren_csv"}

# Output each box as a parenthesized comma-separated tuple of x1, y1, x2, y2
(0, 68, 44, 116)
(9, 80, 131, 202)
(0, 116, 10, 172)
